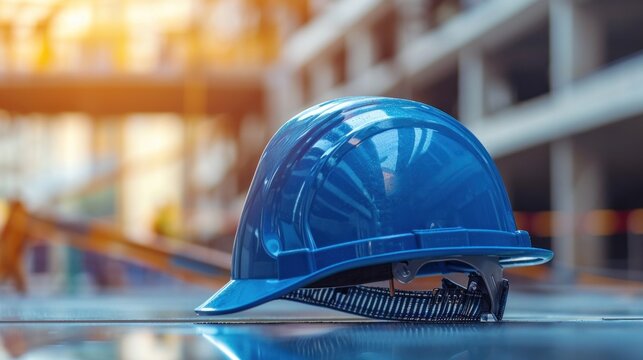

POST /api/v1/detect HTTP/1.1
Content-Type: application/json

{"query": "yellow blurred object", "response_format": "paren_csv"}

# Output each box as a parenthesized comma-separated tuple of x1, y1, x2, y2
(0, 200, 9, 230)
(152, 202, 183, 239)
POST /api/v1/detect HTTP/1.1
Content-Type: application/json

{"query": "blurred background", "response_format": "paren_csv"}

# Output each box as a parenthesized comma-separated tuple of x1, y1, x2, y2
(0, 0, 642, 296)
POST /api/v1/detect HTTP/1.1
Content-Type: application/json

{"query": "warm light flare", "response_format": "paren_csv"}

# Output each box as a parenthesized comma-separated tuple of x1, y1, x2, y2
(0, 0, 301, 74)
(51, 5, 92, 38)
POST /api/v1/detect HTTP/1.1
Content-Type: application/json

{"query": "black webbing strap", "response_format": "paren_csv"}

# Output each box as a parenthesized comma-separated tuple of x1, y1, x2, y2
(282, 278, 497, 322)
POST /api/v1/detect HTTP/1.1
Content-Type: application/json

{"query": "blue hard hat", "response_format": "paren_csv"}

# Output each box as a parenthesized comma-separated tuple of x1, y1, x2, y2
(196, 96, 553, 318)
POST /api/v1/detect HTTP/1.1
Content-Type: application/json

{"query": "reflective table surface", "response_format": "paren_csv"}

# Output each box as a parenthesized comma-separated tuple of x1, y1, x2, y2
(1, 286, 643, 359)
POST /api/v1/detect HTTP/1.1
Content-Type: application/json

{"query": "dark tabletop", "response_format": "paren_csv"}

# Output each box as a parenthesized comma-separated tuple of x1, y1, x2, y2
(1, 285, 642, 359)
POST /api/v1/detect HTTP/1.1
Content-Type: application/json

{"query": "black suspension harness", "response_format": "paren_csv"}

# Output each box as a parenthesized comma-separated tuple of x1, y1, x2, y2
(282, 257, 509, 322)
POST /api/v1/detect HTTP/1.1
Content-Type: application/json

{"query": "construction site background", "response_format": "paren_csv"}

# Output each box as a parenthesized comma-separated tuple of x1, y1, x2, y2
(0, 0, 642, 295)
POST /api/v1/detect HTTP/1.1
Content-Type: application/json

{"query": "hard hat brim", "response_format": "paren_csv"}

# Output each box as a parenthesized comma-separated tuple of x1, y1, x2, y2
(195, 246, 552, 316)
(195, 277, 306, 316)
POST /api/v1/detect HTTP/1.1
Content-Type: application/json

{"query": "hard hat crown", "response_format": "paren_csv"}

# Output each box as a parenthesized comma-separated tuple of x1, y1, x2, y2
(197, 97, 552, 316)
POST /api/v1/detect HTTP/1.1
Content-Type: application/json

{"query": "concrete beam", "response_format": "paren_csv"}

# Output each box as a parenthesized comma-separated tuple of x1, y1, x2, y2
(0, 73, 264, 117)
(398, 0, 546, 85)
(282, 0, 391, 69)
(472, 54, 643, 157)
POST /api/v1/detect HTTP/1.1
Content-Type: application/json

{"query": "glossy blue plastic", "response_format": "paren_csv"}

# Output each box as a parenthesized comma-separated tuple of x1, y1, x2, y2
(196, 97, 553, 315)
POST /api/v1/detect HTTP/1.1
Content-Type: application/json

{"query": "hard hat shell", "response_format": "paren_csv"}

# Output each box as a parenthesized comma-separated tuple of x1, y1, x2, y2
(196, 97, 553, 315)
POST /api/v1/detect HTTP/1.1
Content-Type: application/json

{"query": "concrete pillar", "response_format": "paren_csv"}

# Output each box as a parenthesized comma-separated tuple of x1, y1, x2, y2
(396, 0, 428, 49)
(550, 0, 604, 90)
(265, 64, 304, 130)
(551, 139, 575, 281)
(345, 29, 375, 82)
(551, 139, 605, 282)
(309, 58, 335, 102)
(549, 0, 610, 282)
(458, 47, 485, 125)
(484, 63, 513, 116)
